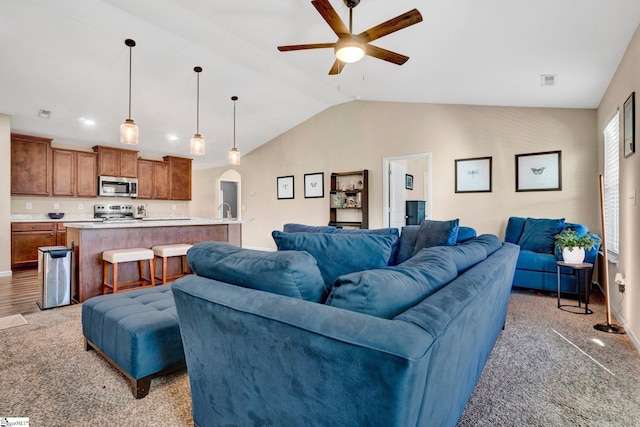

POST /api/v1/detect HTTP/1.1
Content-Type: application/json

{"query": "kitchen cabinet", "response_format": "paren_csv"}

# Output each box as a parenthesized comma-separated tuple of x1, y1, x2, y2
(137, 159, 169, 200)
(11, 222, 56, 268)
(52, 149, 98, 197)
(93, 145, 138, 178)
(164, 156, 192, 201)
(56, 223, 67, 246)
(11, 133, 52, 196)
(329, 170, 369, 229)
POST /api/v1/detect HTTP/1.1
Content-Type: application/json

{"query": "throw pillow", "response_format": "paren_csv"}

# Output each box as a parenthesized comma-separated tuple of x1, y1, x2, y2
(326, 251, 458, 319)
(272, 231, 397, 290)
(333, 227, 400, 266)
(517, 217, 565, 254)
(283, 223, 337, 233)
(412, 218, 460, 256)
(187, 241, 328, 302)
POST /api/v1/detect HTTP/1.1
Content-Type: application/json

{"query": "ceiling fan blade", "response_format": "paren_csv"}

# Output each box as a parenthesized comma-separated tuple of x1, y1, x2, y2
(278, 43, 336, 52)
(366, 45, 410, 65)
(312, 0, 350, 37)
(329, 59, 346, 75)
(357, 9, 423, 43)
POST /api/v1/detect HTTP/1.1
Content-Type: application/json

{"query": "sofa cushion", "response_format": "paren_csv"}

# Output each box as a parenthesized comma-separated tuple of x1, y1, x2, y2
(416, 243, 485, 274)
(412, 219, 460, 256)
(517, 217, 565, 254)
(283, 223, 337, 233)
(516, 249, 559, 273)
(187, 241, 327, 302)
(326, 251, 458, 319)
(464, 234, 503, 257)
(333, 227, 400, 266)
(272, 231, 397, 290)
(504, 216, 526, 244)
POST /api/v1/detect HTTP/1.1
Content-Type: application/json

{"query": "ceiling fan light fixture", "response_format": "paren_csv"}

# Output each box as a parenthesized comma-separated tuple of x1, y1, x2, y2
(120, 38, 138, 145)
(335, 38, 365, 63)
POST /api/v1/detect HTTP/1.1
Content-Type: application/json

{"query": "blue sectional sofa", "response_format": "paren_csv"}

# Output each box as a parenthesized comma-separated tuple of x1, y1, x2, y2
(504, 216, 600, 294)
(173, 221, 520, 427)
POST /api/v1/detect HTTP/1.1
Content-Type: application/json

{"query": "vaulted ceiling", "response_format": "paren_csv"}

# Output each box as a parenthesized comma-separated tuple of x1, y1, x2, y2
(2, 0, 640, 168)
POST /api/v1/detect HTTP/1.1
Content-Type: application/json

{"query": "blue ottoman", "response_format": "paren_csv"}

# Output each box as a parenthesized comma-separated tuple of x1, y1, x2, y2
(81, 285, 185, 398)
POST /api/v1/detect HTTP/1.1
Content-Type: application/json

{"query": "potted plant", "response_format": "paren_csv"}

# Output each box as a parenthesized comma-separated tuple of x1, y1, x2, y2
(554, 229, 597, 264)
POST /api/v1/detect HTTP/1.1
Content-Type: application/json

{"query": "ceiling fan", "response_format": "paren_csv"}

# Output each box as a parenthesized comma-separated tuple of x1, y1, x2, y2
(278, 0, 423, 75)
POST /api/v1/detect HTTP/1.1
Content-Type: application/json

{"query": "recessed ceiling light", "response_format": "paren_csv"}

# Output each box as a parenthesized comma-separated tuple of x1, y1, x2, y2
(83, 119, 96, 126)
(38, 109, 52, 119)
(167, 134, 178, 141)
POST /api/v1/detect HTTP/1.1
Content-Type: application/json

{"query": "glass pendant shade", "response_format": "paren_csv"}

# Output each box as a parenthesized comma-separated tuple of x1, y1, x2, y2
(334, 38, 365, 63)
(120, 119, 138, 144)
(190, 133, 205, 155)
(228, 147, 240, 165)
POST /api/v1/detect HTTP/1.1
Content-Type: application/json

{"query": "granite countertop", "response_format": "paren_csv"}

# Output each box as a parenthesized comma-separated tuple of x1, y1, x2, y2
(62, 217, 252, 229)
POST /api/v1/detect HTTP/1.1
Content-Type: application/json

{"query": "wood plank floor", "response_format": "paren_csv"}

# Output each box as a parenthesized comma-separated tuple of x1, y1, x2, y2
(0, 269, 42, 318)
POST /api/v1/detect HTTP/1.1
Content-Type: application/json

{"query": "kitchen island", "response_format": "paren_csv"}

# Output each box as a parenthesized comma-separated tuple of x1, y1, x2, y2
(65, 218, 250, 303)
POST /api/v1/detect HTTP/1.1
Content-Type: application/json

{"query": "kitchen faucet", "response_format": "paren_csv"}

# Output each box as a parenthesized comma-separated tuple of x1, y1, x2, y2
(218, 203, 233, 219)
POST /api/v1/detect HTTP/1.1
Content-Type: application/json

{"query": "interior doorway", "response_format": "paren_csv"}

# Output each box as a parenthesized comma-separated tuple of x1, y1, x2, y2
(382, 153, 432, 228)
(216, 169, 241, 219)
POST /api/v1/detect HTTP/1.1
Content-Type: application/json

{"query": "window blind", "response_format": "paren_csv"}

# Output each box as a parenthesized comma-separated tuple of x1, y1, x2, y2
(603, 112, 619, 255)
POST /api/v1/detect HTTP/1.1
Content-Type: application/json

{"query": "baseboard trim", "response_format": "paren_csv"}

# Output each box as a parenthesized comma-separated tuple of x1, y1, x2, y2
(612, 306, 640, 353)
(0, 270, 12, 278)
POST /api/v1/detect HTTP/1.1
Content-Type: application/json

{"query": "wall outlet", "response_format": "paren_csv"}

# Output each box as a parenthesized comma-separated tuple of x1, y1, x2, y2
(78, 203, 84, 210)
(172, 205, 176, 211)
(53, 203, 60, 210)
(619, 283, 626, 293)
(26, 202, 32, 210)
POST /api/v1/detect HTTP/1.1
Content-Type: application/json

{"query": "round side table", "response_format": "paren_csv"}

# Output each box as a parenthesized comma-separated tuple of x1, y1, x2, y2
(556, 261, 593, 314)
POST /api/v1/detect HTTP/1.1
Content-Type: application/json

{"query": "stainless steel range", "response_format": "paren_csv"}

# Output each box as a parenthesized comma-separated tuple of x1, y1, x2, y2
(94, 204, 135, 221)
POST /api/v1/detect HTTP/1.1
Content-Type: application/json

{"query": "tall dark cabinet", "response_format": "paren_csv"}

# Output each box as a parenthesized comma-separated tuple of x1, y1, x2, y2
(405, 200, 426, 225)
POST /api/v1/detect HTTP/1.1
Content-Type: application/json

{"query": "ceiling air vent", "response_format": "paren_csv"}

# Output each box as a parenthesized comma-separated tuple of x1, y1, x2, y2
(541, 74, 557, 87)
(37, 109, 52, 119)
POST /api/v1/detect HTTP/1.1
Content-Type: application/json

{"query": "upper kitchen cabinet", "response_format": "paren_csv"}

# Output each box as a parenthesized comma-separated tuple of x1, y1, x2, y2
(137, 159, 169, 200)
(164, 156, 192, 200)
(52, 149, 98, 197)
(93, 145, 138, 178)
(11, 133, 52, 196)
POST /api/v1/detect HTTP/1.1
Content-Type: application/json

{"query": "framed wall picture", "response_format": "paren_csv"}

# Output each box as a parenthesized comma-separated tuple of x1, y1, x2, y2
(624, 92, 635, 158)
(304, 172, 324, 198)
(515, 150, 562, 192)
(277, 175, 294, 199)
(405, 174, 414, 190)
(455, 156, 492, 193)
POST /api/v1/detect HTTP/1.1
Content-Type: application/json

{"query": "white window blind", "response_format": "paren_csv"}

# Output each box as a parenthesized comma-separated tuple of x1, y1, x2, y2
(603, 112, 619, 255)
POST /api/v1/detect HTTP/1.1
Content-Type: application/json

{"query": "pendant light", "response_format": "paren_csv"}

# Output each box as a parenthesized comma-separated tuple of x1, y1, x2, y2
(228, 95, 240, 165)
(190, 66, 205, 155)
(120, 39, 139, 145)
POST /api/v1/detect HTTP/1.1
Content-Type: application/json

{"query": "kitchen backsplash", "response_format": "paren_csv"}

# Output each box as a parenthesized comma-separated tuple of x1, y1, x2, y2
(11, 196, 189, 216)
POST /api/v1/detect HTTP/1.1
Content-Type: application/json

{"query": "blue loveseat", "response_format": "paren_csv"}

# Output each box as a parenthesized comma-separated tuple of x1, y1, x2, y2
(173, 221, 520, 427)
(504, 216, 600, 294)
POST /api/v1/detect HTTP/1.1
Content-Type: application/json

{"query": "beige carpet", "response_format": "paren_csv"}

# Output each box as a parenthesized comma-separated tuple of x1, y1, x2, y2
(0, 313, 28, 330)
(1, 291, 639, 426)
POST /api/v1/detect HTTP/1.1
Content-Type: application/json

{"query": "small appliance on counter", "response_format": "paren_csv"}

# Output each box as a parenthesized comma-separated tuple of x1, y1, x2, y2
(94, 204, 135, 221)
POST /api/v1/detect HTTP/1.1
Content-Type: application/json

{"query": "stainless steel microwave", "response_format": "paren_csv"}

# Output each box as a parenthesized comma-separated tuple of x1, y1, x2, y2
(98, 176, 138, 197)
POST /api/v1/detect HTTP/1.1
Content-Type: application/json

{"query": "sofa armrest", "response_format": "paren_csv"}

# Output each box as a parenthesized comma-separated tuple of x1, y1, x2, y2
(173, 275, 434, 427)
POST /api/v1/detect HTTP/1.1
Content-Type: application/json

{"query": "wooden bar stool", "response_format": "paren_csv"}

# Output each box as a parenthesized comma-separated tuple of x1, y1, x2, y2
(152, 244, 193, 284)
(102, 248, 155, 294)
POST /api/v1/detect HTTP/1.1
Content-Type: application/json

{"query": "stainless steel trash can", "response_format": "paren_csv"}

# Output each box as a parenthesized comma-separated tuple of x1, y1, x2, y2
(37, 246, 72, 309)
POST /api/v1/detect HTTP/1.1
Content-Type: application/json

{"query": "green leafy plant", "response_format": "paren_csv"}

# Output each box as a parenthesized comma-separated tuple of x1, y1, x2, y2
(554, 229, 597, 250)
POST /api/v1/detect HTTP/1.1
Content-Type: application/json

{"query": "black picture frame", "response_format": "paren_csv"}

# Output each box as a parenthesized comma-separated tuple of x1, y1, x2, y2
(405, 174, 414, 190)
(515, 150, 562, 192)
(455, 156, 492, 193)
(624, 92, 635, 158)
(277, 175, 294, 199)
(304, 172, 324, 198)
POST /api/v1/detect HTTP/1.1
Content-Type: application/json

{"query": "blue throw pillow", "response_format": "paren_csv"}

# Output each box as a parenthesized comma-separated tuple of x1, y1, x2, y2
(504, 217, 526, 244)
(412, 219, 460, 256)
(396, 226, 420, 264)
(272, 231, 397, 290)
(333, 227, 400, 266)
(187, 241, 327, 302)
(517, 217, 565, 254)
(326, 251, 458, 319)
(283, 223, 337, 233)
(456, 226, 477, 243)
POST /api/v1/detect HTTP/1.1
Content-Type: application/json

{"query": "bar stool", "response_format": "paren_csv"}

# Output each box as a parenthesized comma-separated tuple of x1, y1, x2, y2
(151, 244, 193, 284)
(102, 248, 155, 294)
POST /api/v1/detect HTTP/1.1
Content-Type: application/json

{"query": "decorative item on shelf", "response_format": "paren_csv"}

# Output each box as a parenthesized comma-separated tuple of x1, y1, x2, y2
(190, 66, 205, 155)
(554, 228, 597, 264)
(120, 39, 138, 145)
(228, 96, 240, 165)
(330, 193, 343, 208)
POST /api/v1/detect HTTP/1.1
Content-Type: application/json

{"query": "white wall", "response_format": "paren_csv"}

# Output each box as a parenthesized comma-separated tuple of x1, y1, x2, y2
(0, 114, 11, 275)
(597, 22, 640, 348)
(192, 101, 598, 250)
